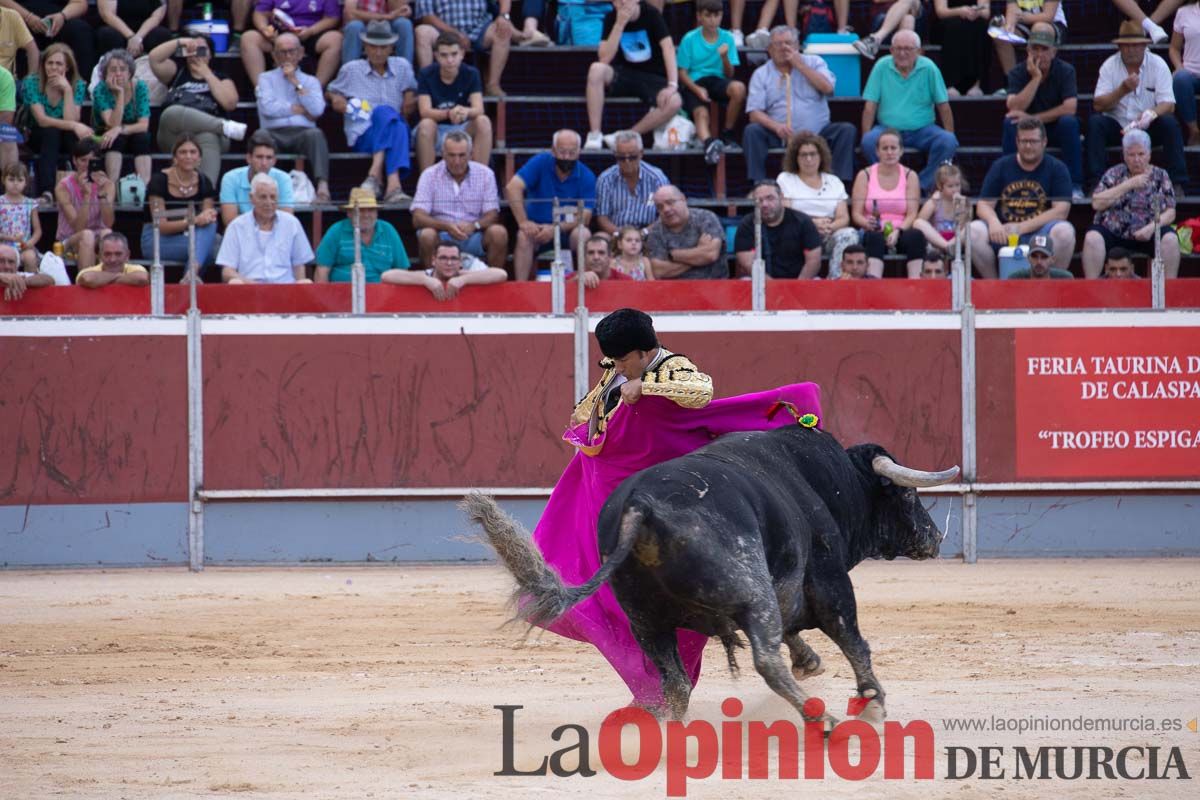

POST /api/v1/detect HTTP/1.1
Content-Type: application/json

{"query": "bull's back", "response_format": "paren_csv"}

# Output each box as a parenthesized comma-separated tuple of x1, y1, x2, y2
(598, 427, 839, 558)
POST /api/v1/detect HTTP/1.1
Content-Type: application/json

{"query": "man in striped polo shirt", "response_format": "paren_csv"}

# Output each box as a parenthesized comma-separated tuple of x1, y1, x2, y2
(594, 130, 668, 235)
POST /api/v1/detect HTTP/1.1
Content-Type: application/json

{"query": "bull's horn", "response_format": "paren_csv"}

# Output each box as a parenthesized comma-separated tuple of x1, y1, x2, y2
(872, 456, 960, 488)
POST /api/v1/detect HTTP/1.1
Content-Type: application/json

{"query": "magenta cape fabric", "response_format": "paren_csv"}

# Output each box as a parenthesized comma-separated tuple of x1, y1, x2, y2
(530, 382, 823, 706)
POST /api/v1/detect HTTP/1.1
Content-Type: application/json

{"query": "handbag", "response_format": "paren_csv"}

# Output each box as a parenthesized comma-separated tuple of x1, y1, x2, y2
(119, 174, 147, 207)
(163, 84, 220, 116)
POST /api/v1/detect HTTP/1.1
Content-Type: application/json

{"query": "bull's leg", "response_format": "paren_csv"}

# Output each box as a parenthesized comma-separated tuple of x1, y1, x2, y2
(783, 632, 825, 681)
(739, 606, 836, 731)
(807, 573, 886, 725)
(629, 623, 691, 721)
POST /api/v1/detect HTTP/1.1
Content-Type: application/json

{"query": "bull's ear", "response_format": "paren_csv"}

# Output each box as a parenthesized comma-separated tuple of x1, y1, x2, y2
(878, 476, 893, 487)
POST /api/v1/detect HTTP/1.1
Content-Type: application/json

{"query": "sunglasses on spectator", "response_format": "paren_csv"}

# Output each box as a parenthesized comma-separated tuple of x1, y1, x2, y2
(614, 154, 641, 162)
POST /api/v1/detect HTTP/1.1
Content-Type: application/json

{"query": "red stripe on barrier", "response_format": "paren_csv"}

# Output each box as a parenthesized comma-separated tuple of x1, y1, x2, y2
(0, 285, 150, 316)
(2, 280, 1196, 317)
(366, 283, 552, 313)
(1167, 280, 1200, 308)
(768, 279, 952, 310)
(972, 280, 1153, 309)
(576, 280, 751, 312)
(164, 284, 353, 314)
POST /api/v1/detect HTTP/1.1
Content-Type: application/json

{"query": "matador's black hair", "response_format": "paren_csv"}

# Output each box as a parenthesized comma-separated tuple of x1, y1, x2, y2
(595, 308, 658, 359)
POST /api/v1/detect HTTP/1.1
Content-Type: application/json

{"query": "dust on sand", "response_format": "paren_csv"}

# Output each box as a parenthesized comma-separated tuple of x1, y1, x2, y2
(1, 559, 1197, 798)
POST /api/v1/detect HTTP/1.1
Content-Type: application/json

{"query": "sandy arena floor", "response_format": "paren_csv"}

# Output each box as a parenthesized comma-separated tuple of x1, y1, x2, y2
(1, 559, 1198, 799)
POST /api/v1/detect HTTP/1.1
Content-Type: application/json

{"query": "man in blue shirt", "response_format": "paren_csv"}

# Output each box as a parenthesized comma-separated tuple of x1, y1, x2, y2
(219, 131, 296, 226)
(255, 33, 332, 203)
(967, 117, 1076, 278)
(505, 129, 597, 281)
(415, 32, 492, 172)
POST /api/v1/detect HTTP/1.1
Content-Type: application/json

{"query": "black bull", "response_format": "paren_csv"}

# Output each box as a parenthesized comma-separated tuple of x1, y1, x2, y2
(463, 424, 958, 725)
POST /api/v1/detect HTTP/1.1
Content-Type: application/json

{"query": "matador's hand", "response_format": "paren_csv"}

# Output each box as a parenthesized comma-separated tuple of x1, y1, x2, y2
(620, 378, 643, 405)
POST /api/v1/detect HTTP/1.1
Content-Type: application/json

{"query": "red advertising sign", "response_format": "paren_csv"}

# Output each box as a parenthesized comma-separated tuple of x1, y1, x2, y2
(1014, 327, 1200, 479)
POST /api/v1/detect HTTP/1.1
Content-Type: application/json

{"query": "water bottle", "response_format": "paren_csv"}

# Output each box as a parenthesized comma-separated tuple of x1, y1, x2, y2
(202, 3, 214, 21)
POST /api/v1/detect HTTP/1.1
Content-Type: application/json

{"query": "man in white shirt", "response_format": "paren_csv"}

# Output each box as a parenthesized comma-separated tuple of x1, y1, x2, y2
(1087, 20, 1186, 189)
(0, 243, 54, 301)
(217, 174, 315, 284)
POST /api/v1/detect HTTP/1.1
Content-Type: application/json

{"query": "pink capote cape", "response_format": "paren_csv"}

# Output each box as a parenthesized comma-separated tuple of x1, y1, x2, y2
(530, 382, 823, 706)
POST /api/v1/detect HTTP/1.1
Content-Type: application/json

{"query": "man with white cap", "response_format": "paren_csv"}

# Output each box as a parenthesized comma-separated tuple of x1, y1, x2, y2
(1006, 234, 1074, 279)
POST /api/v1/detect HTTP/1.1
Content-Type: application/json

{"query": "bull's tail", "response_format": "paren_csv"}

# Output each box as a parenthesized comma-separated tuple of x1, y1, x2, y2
(460, 491, 645, 626)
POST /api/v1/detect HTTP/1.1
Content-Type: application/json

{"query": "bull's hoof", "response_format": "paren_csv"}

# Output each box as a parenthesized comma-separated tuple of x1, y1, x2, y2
(817, 714, 839, 737)
(855, 698, 887, 729)
(791, 658, 825, 681)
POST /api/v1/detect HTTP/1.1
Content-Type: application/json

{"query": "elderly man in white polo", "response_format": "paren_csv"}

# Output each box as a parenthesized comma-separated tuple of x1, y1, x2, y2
(216, 174, 315, 284)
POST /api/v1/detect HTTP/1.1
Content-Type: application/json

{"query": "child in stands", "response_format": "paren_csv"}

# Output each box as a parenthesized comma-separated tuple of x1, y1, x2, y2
(0, 163, 41, 273)
(677, 0, 747, 164)
(914, 162, 971, 256)
(613, 225, 655, 280)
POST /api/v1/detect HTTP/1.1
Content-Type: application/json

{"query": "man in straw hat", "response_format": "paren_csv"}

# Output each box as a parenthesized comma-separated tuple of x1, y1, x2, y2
(314, 187, 411, 283)
(1087, 19, 1186, 190)
(327, 20, 420, 204)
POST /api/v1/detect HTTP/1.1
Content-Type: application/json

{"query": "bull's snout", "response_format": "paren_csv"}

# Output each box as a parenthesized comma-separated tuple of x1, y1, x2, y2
(910, 521, 943, 560)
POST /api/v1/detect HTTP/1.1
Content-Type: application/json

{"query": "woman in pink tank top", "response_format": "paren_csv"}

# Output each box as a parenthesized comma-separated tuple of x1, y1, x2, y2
(850, 129, 927, 278)
(54, 139, 115, 273)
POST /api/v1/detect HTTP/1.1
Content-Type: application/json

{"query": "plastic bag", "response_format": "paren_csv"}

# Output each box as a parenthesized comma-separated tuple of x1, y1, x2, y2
(39, 251, 69, 285)
(653, 113, 696, 151)
(289, 170, 316, 205)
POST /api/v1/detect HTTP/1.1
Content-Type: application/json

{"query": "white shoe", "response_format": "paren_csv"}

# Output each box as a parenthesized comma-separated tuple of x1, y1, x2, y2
(602, 132, 619, 150)
(518, 29, 552, 47)
(745, 28, 771, 50)
(731, 29, 745, 48)
(1143, 18, 1168, 44)
(222, 120, 247, 141)
(988, 26, 1026, 45)
(584, 131, 604, 151)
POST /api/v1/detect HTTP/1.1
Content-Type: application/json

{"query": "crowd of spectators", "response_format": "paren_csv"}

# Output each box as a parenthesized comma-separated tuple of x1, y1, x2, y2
(0, 0, 1195, 303)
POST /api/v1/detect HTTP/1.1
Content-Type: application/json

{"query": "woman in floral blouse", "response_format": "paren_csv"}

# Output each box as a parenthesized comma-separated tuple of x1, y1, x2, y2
(1082, 129, 1178, 278)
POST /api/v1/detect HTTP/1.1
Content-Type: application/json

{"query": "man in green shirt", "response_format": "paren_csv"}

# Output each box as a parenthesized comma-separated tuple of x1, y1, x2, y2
(0, 65, 17, 171)
(860, 30, 957, 191)
(313, 188, 410, 283)
(1007, 235, 1075, 280)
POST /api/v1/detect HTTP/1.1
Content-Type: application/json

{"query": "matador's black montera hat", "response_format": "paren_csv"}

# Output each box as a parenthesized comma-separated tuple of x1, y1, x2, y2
(596, 308, 659, 359)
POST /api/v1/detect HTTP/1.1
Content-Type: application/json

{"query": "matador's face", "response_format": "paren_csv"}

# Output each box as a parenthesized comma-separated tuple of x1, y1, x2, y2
(611, 349, 654, 379)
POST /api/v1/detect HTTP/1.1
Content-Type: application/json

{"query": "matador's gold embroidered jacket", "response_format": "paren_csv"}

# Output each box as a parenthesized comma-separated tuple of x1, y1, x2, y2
(570, 349, 713, 437)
